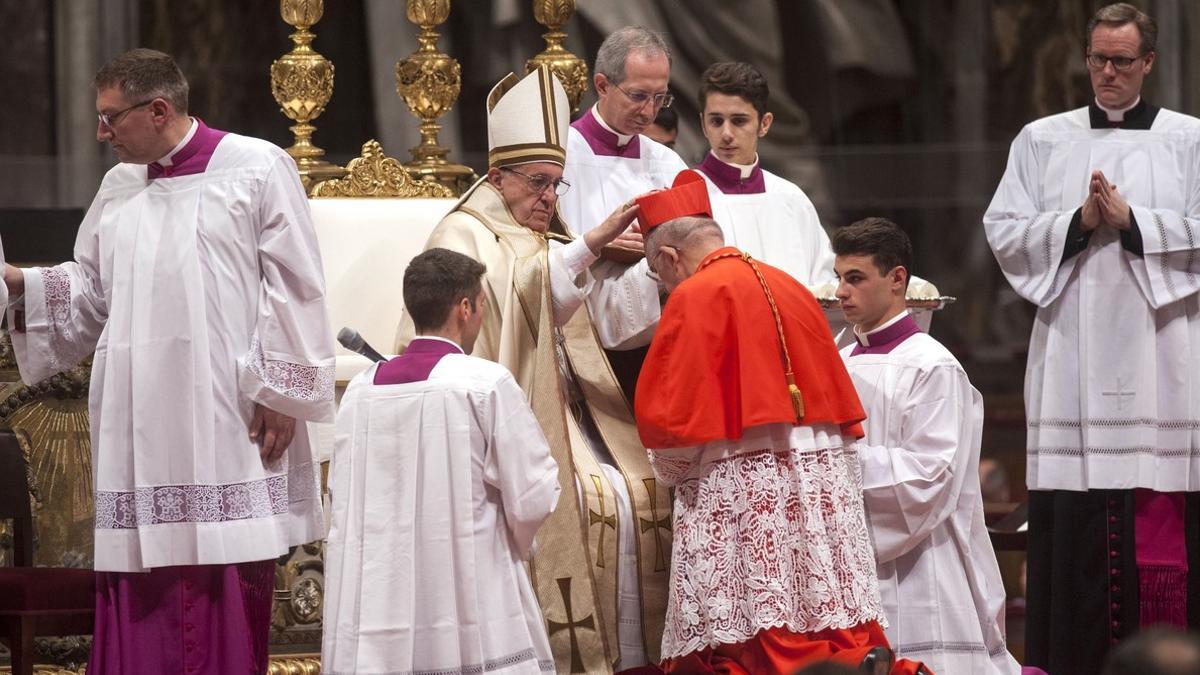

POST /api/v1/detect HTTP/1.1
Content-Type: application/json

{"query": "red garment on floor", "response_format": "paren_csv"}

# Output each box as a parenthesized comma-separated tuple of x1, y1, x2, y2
(661, 621, 928, 675)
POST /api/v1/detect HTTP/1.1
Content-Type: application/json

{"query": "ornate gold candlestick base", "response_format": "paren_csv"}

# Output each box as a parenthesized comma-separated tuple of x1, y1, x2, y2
(395, 0, 476, 196)
(526, 0, 589, 114)
(270, 0, 346, 191)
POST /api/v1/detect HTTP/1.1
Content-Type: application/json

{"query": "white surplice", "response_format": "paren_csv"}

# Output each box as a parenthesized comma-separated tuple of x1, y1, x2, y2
(700, 166, 836, 287)
(322, 358, 560, 675)
(560, 112, 687, 350)
(984, 106, 1200, 491)
(8, 133, 335, 572)
(841, 331, 1020, 674)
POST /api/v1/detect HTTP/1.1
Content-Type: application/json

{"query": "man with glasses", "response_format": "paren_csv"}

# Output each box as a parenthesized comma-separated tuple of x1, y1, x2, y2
(1, 49, 335, 674)
(561, 26, 688, 358)
(984, 3, 1200, 672)
(396, 66, 667, 673)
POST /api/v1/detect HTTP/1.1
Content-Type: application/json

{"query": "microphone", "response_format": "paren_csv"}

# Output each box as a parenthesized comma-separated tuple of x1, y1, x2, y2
(337, 327, 387, 363)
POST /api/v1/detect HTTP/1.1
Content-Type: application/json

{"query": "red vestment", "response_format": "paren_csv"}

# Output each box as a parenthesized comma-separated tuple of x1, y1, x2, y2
(636, 247, 864, 449)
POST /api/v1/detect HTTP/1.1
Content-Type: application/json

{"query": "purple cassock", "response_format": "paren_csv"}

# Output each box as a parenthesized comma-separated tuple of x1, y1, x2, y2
(374, 337, 464, 385)
(89, 120, 279, 675)
(571, 107, 641, 159)
(695, 152, 766, 195)
(849, 312, 922, 356)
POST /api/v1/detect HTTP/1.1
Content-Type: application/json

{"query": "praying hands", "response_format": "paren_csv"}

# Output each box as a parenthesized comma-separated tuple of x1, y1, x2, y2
(1081, 169, 1132, 231)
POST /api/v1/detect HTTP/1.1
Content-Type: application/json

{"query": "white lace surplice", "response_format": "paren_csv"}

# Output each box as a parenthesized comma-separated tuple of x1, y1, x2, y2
(649, 422, 884, 660)
(9, 134, 335, 572)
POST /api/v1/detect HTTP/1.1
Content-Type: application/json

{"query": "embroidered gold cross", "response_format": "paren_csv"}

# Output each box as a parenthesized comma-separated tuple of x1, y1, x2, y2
(638, 477, 671, 572)
(587, 474, 616, 568)
(546, 577, 596, 674)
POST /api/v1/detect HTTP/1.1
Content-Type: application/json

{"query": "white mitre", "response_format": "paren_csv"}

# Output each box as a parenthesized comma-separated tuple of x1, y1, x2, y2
(487, 65, 570, 169)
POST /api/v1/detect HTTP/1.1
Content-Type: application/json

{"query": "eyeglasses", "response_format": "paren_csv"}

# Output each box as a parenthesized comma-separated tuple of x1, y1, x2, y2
(97, 99, 156, 129)
(502, 167, 571, 196)
(1085, 52, 1147, 71)
(645, 245, 676, 282)
(613, 83, 674, 109)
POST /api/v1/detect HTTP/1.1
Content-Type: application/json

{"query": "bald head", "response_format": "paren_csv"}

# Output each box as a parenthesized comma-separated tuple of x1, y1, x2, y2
(645, 216, 725, 291)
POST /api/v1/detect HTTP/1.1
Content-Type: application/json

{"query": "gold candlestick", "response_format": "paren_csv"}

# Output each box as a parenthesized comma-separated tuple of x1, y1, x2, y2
(270, 0, 345, 191)
(526, 0, 589, 113)
(395, 0, 476, 195)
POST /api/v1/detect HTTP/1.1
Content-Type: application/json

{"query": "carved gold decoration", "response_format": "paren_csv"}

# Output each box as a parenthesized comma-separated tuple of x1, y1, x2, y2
(270, 541, 325, 651)
(271, 0, 346, 190)
(395, 0, 476, 195)
(310, 140, 454, 198)
(266, 655, 323, 675)
(527, 0, 589, 113)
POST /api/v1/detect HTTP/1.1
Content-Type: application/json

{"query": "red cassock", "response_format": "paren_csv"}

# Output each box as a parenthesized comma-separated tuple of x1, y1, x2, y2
(635, 246, 865, 449)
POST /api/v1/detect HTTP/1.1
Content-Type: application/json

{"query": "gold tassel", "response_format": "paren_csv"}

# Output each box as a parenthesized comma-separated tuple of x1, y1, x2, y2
(786, 373, 805, 420)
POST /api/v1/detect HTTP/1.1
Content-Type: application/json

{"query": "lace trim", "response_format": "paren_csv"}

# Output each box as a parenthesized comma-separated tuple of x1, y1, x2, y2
(95, 462, 315, 529)
(894, 640, 991, 655)
(246, 336, 335, 403)
(662, 446, 883, 660)
(40, 267, 74, 372)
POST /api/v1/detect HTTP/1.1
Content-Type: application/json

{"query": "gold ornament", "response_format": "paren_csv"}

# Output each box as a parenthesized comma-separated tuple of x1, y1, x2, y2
(395, 0, 476, 195)
(527, 0, 589, 113)
(271, 0, 346, 191)
(310, 140, 453, 198)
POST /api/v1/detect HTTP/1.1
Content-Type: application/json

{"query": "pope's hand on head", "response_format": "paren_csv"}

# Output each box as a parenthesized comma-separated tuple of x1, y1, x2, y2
(585, 202, 642, 255)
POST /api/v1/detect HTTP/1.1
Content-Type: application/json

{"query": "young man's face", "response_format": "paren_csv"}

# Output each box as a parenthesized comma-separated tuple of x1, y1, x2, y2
(461, 288, 487, 354)
(595, 50, 671, 137)
(701, 92, 771, 166)
(834, 253, 905, 333)
(643, 122, 677, 149)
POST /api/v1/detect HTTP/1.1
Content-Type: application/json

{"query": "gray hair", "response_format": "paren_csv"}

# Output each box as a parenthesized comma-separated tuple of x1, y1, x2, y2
(94, 48, 189, 113)
(645, 216, 724, 258)
(595, 26, 672, 85)
(1087, 3, 1157, 54)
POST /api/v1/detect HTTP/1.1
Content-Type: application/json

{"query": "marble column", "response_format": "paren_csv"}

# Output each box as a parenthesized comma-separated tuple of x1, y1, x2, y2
(53, 0, 138, 208)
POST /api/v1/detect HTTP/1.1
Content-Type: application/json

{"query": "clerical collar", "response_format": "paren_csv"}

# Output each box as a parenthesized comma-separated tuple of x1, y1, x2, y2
(850, 310, 921, 356)
(408, 335, 465, 353)
(571, 106, 642, 158)
(697, 151, 766, 195)
(155, 118, 198, 167)
(1088, 97, 1158, 130)
(147, 118, 228, 180)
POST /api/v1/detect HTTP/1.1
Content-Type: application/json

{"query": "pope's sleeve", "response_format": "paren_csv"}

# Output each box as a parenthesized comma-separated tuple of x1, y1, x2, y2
(10, 191, 109, 384)
(237, 153, 336, 423)
(482, 370, 561, 558)
(856, 362, 981, 563)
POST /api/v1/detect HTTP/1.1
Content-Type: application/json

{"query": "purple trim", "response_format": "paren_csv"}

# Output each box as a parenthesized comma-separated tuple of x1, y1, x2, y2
(1134, 489, 1189, 627)
(571, 108, 641, 158)
(375, 337, 463, 385)
(696, 152, 765, 194)
(147, 119, 229, 179)
(849, 313, 922, 356)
